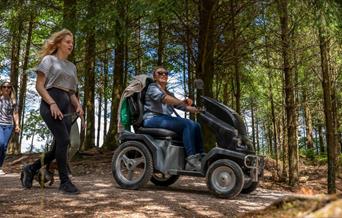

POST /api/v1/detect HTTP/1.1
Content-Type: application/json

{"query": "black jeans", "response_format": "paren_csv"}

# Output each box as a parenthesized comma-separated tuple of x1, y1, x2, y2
(31, 88, 72, 184)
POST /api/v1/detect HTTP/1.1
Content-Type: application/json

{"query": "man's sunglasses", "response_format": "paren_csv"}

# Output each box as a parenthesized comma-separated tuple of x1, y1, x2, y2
(156, 71, 169, 76)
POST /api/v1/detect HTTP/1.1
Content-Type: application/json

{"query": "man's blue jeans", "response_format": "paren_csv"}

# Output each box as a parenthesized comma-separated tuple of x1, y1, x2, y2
(143, 115, 204, 156)
(0, 124, 13, 168)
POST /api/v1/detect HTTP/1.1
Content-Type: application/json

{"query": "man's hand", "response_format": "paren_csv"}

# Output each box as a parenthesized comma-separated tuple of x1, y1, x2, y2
(186, 106, 199, 113)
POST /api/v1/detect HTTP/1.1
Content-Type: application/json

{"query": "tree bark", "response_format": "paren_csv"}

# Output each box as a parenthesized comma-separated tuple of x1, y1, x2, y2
(136, 18, 142, 75)
(18, 13, 34, 149)
(83, 0, 97, 149)
(103, 0, 125, 149)
(256, 114, 260, 154)
(281, 100, 288, 180)
(251, 99, 256, 153)
(103, 52, 109, 139)
(96, 66, 103, 147)
(63, 0, 77, 62)
(8, 0, 24, 154)
(230, 0, 241, 114)
(197, 0, 217, 98)
(303, 90, 314, 149)
(277, 0, 298, 186)
(318, 124, 325, 154)
(318, 16, 336, 194)
(157, 18, 164, 66)
(197, 0, 217, 150)
(265, 27, 278, 170)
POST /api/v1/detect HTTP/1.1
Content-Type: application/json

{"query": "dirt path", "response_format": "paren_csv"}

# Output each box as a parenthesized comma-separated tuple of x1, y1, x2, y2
(0, 168, 290, 218)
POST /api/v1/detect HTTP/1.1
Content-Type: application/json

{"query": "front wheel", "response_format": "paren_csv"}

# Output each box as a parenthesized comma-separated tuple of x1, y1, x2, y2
(112, 141, 153, 190)
(206, 159, 244, 198)
(150, 173, 179, 186)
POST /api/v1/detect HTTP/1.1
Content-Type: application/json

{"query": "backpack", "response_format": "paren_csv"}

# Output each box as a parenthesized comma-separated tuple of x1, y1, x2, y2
(118, 75, 154, 132)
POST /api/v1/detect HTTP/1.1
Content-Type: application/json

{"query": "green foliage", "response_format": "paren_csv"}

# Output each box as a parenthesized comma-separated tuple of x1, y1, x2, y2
(22, 109, 52, 149)
(338, 153, 342, 166)
(316, 153, 328, 166)
(0, 0, 341, 162)
(302, 148, 316, 162)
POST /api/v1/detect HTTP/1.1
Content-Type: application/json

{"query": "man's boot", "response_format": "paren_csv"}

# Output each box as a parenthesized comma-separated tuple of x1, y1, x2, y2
(185, 154, 201, 171)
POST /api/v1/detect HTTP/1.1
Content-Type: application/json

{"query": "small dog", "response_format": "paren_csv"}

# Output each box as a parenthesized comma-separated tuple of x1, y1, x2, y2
(34, 162, 57, 188)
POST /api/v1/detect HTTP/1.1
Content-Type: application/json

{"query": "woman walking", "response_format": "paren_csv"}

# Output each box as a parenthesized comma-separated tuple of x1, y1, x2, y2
(0, 81, 20, 175)
(21, 29, 84, 194)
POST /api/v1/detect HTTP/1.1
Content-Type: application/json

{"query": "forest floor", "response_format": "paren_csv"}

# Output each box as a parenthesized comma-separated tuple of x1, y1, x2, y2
(0, 151, 341, 218)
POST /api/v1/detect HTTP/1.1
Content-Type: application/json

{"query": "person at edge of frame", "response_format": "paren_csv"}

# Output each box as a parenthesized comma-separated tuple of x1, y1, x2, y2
(0, 81, 20, 175)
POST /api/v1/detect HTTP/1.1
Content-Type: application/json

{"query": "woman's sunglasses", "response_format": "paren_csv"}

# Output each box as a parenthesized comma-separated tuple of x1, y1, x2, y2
(1, 86, 12, 89)
(156, 71, 169, 76)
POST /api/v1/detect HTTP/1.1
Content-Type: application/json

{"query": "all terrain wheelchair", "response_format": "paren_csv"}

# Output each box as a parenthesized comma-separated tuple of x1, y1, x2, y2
(111, 77, 264, 198)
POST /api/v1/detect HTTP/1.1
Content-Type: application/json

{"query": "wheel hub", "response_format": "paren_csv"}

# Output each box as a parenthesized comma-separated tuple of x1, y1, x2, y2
(116, 147, 146, 184)
(211, 166, 236, 192)
(218, 172, 232, 186)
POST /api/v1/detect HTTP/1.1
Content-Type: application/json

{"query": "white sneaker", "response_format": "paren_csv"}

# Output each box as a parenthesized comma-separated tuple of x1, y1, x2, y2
(0, 169, 5, 175)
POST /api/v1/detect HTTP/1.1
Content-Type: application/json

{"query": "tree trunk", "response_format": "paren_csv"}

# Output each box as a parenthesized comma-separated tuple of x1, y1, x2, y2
(185, 0, 194, 99)
(281, 102, 288, 179)
(318, 124, 325, 154)
(230, 0, 241, 114)
(251, 99, 256, 153)
(96, 67, 103, 147)
(197, 0, 217, 150)
(157, 18, 164, 66)
(123, 2, 129, 86)
(103, 0, 125, 149)
(318, 18, 336, 194)
(8, 0, 23, 154)
(303, 91, 314, 149)
(18, 13, 34, 149)
(267, 123, 273, 155)
(277, 0, 298, 186)
(136, 18, 142, 75)
(256, 114, 260, 154)
(197, 0, 216, 98)
(63, 0, 77, 62)
(83, 0, 96, 149)
(265, 27, 279, 171)
(103, 52, 109, 139)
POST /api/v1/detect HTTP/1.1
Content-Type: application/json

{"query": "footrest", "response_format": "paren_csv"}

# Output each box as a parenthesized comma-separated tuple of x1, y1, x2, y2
(168, 169, 204, 177)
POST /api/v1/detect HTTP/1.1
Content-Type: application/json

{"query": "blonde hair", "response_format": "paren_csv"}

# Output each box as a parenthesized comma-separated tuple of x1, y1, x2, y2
(38, 29, 73, 58)
(0, 81, 17, 105)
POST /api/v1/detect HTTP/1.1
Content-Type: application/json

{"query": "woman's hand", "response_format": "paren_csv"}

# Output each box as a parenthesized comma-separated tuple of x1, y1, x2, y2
(50, 103, 63, 120)
(183, 98, 193, 106)
(14, 125, 21, 133)
(75, 105, 84, 117)
(186, 106, 199, 113)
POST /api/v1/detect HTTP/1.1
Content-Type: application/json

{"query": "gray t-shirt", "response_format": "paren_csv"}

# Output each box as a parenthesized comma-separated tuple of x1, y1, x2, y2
(0, 96, 17, 125)
(36, 55, 78, 93)
(143, 83, 186, 120)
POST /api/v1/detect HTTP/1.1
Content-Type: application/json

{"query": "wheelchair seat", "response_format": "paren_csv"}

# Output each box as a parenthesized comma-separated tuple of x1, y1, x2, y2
(135, 127, 177, 138)
(127, 87, 180, 141)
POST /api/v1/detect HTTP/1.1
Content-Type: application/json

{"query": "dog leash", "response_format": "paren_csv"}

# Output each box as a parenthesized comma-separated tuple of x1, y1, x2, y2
(63, 112, 79, 125)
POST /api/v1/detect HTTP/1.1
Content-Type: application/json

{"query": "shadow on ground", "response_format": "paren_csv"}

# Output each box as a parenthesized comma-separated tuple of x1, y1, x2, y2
(0, 171, 289, 218)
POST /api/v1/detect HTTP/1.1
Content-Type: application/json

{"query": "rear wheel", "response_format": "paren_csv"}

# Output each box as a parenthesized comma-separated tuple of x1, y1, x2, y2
(206, 159, 244, 198)
(150, 173, 179, 186)
(112, 141, 153, 190)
